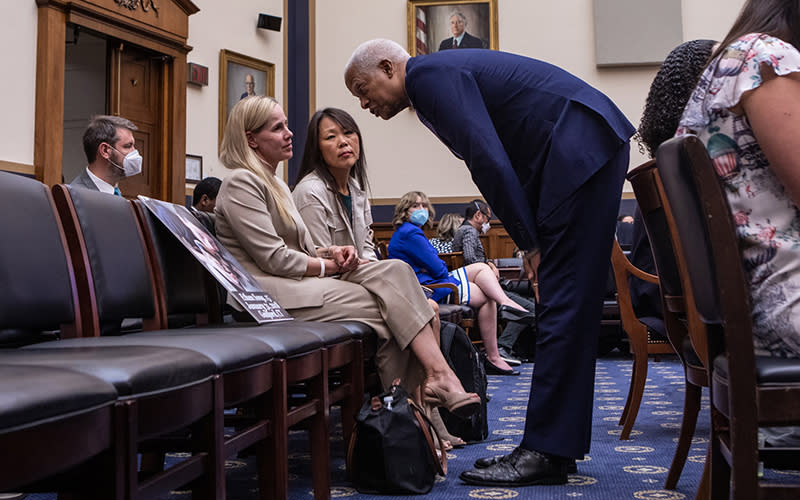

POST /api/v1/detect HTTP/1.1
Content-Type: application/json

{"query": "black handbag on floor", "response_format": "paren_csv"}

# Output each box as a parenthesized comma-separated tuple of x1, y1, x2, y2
(346, 380, 446, 494)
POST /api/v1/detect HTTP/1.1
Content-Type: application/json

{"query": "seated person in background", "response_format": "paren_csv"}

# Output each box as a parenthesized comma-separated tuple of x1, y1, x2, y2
(615, 214, 635, 250)
(71, 115, 142, 196)
(192, 176, 222, 213)
(631, 38, 716, 321)
(214, 95, 479, 415)
(675, 1, 800, 444)
(453, 200, 535, 365)
(429, 213, 463, 253)
(453, 199, 492, 266)
(292, 107, 377, 261)
(388, 191, 535, 375)
(191, 176, 222, 233)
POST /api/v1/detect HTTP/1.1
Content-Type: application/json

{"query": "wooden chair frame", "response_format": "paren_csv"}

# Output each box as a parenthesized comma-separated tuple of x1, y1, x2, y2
(657, 135, 800, 499)
(609, 238, 674, 441)
(132, 198, 347, 500)
(628, 159, 711, 496)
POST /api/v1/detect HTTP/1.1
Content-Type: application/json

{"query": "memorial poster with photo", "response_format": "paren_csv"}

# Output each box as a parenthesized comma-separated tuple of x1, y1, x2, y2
(139, 196, 292, 324)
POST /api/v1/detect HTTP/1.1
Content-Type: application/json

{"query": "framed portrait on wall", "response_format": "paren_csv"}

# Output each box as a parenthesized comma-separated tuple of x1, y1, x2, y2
(185, 154, 203, 184)
(407, 0, 498, 57)
(218, 49, 275, 147)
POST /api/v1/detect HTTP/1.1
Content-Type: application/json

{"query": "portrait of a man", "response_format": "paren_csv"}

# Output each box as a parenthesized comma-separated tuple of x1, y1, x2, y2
(438, 11, 487, 50)
(408, 1, 497, 56)
(218, 50, 275, 147)
(240, 73, 256, 100)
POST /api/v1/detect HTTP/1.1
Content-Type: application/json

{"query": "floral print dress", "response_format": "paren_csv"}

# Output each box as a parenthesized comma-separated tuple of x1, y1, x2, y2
(676, 33, 800, 358)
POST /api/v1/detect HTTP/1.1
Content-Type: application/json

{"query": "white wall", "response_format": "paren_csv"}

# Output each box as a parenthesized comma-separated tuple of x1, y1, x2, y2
(315, 0, 745, 199)
(0, 0, 749, 185)
(0, 1, 38, 166)
(186, 0, 285, 180)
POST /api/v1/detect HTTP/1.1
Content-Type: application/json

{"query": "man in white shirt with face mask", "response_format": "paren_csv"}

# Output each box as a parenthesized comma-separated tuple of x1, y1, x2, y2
(71, 115, 142, 196)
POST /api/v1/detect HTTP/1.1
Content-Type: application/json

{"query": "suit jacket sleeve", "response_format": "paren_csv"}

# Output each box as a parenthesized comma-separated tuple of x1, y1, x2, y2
(408, 67, 539, 251)
(292, 182, 333, 251)
(361, 198, 378, 261)
(406, 227, 450, 280)
(221, 171, 309, 279)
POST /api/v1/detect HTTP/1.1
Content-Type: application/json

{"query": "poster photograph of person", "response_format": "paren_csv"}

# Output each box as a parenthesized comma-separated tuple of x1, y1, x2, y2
(139, 196, 292, 323)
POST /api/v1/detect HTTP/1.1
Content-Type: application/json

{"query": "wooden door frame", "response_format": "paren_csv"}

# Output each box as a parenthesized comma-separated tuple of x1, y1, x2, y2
(35, 0, 198, 202)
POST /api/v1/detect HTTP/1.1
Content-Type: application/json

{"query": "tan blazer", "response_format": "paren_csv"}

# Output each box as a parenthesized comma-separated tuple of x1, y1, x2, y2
(215, 168, 325, 309)
(215, 167, 434, 389)
(292, 171, 377, 261)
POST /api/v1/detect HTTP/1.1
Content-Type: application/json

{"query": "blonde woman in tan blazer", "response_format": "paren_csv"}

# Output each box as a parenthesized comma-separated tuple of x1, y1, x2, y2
(214, 96, 478, 415)
(292, 108, 377, 261)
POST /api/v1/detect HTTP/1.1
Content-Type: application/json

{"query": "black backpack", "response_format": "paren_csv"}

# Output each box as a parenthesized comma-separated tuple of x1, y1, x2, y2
(438, 321, 488, 442)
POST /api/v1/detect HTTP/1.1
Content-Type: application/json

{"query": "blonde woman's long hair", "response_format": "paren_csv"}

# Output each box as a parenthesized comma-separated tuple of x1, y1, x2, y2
(219, 96, 292, 221)
(392, 191, 436, 230)
(436, 213, 463, 240)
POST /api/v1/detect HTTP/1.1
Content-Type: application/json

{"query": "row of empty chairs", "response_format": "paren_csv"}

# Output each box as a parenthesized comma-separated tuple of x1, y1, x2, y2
(0, 171, 375, 499)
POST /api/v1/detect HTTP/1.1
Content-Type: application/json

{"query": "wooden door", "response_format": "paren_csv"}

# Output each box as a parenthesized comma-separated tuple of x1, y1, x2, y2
(110, 42, 164, 199)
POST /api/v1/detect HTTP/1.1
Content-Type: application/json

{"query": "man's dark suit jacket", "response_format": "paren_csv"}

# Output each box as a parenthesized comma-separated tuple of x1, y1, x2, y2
(438, 31, 485, 51)
(405, 49, 634, 252)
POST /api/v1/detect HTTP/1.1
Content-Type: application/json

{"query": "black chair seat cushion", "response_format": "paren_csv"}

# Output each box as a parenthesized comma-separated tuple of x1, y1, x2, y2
(330, 321, 374, 341)
(133, 324, 324, 359)
(437, 304, 463, 324)
(640, 316, 668, 342)
(6, 345, 216, 396)
(494, 257, 522, 268)
(282, 321, 353, 346)
(681, 336, 704, 369)
(0, 365, 116, 431)
(714, 354, 800, 385)
(32, 333, 275, 373)
(450, 304, 474, 319)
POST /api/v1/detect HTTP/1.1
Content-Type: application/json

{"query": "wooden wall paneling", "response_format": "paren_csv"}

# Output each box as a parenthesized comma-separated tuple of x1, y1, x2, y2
(168, 52, 187, 202)
(34, 5, 67, 186)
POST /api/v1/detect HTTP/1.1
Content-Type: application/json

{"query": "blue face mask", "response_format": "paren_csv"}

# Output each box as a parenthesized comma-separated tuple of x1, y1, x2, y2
(409, 208, 429, 226)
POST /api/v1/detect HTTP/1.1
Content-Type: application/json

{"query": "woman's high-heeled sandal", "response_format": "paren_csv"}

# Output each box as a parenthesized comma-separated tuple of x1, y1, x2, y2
(424, 383, 480, 418)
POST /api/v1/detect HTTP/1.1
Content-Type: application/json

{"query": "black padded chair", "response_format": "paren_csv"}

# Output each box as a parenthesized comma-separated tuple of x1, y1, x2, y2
(0, 365, 117, 495)
(609, 238, 674, 441)
(627, 159, 711, 494)
(0, 171, 224, 499)
(132, 198, 367, 456)
(657, 135, 800, 499)
(52, 184, 347, 500)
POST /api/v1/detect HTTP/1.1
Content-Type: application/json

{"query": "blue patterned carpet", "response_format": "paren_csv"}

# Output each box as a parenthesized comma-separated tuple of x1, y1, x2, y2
(24, 352, 800, 499)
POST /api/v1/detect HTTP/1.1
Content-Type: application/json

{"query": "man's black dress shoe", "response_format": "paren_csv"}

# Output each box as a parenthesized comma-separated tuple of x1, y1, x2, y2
(498, 305, 536, 325)
(484, 359, 520, 376)
(474, 454, 578, 473)
(460, 447, 568, 486)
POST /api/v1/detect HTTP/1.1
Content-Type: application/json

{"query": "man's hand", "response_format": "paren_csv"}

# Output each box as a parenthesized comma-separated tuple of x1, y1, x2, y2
(522, 249, 540, 302)
(330, 245, 359, 273)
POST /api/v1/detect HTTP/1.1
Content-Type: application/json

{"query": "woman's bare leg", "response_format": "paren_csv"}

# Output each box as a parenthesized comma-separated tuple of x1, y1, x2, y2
(465, 263, 527, 310)
(469, 285, 513, 371)
(410, 322, 468, 394)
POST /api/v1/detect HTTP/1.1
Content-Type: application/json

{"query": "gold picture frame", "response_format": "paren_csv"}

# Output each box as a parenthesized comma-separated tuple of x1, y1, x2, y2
(407, 0, 498, 56)
(218, 49, 276, 147)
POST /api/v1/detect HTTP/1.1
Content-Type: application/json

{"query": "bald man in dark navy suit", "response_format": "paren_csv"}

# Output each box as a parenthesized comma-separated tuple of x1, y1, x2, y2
(346, 40, 634, 487)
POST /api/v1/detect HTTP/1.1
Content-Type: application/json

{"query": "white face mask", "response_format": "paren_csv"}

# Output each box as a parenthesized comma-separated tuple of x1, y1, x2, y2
(481, 221, 490, 234)
(110, 148, 143, 177)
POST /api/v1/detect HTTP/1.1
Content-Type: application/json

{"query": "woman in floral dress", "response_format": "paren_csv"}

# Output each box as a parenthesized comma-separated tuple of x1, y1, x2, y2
(676, 0, 800, 360)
